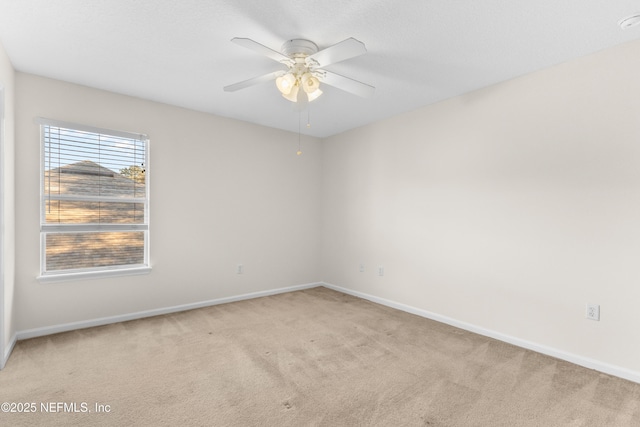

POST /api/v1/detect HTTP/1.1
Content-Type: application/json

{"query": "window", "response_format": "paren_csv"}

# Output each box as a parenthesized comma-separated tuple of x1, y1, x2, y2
(39, 119, 149, 280)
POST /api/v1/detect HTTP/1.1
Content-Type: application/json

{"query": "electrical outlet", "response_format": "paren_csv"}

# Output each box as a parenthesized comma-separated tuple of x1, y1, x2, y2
(378, 266, 384, 277)
(236, 264, 244, 275)
(586, 303, 600, 321)
(359, 263, 365, 273)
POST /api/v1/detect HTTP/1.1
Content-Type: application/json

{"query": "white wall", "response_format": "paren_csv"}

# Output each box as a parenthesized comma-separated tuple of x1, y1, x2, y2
(321, 39, 640, 378)
(15, 73, 322, 331)
(9, 38, 640, 382)
(0, 39, 15, 368)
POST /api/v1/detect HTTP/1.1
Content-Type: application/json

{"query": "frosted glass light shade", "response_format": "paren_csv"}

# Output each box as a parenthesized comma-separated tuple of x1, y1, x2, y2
(301, 73, 320, 93)
(281, 84, 299, 102)
(307, 88, 322, 102)
(276, 73, 296, 95)
(293, 87, 308, 111)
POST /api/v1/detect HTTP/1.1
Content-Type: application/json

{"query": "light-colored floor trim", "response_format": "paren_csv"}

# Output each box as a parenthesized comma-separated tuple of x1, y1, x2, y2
(322, 282, 640, 385)
(12, 280, 639, 384)
(1, 333, 16, 370)
(16, 282, 321, 341)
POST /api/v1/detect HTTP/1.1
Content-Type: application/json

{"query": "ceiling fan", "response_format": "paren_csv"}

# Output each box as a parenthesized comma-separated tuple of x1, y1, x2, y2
(223, 37, 375, 110)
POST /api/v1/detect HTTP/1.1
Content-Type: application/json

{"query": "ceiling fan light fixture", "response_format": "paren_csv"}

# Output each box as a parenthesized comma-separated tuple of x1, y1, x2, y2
(276, 73, 296, 94)
(281, 84, 299, 102)
(301, 72, 321, 93)
(307, 88, 323, 102)
(294, 86, 309, 111)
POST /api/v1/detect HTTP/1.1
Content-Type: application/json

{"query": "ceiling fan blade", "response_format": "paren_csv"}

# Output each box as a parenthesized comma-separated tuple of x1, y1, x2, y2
(223, 71, 284, 92)
(231, 37, 292, 65)
(319, 70, 375, 98)
(306, 38, 367, 67)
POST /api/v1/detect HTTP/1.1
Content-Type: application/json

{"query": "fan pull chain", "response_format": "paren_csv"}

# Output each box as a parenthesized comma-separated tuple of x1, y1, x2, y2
(297, 112, 302, 156)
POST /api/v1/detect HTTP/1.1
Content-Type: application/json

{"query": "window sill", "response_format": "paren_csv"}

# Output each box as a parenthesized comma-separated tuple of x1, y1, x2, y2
(38, 266, 152, 283)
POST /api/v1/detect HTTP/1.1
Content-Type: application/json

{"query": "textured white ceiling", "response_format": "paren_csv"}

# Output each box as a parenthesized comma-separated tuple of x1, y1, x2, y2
(1, 0, 640, 137)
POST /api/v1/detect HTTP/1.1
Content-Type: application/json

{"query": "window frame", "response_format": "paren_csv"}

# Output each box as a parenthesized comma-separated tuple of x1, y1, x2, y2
(37, 118, 151, 282)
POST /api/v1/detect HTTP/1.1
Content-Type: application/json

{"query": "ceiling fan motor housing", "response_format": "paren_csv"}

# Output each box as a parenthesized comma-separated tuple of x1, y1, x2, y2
(281, 39, 318, 58)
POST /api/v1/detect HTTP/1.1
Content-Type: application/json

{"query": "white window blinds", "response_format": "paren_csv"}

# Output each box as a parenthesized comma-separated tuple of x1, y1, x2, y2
(40, 119, 149, 275)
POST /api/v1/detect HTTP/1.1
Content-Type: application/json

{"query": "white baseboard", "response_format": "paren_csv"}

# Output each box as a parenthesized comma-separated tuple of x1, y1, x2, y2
(16, 282, 322, 341)
(321, 282, 640, 385)
(12, 280, 638, 384)
(1, 333, 17, 370)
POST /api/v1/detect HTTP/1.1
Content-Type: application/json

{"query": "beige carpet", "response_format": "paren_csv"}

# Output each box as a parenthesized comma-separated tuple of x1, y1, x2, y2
(0, 287, 638, 426)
